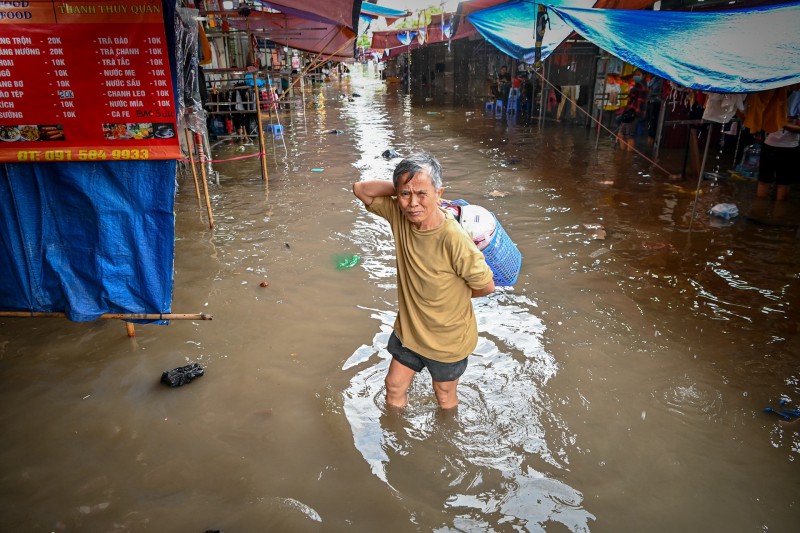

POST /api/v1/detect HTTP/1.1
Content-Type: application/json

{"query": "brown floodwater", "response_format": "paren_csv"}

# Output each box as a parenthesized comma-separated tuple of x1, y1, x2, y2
(1, 68, 799, 532)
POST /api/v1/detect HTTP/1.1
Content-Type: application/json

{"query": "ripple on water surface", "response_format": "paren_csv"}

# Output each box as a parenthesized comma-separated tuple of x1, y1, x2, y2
(342, 291, 594, 531)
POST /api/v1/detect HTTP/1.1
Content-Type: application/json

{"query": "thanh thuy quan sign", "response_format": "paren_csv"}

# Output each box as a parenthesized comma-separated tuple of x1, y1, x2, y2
(0, 0, 181, 163)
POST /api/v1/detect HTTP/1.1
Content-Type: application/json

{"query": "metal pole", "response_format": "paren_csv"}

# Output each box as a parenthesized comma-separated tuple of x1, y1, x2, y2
(653, 94, 667, 158)
(539, 60, 549, 125)
(688, 122, 712, 230)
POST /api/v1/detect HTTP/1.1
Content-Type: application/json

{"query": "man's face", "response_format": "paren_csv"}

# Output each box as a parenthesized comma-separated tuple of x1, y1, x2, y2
(396, 170, 443, 229)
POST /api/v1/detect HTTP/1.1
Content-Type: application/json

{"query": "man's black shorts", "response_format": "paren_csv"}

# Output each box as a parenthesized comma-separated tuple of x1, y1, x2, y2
(387, 331, 468, 383)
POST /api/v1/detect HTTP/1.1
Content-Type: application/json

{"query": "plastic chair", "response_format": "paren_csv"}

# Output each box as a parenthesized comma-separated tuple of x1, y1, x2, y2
(494, 99, 503, 118)
(507, 96, 518, 115)
(509, 87, 520, 99)
(485, 101, 494, 113)
(272, 124, 284, 135)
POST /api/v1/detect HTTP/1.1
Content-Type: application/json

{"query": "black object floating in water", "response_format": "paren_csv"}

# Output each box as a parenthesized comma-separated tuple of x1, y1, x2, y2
(381, 149, 400, 160)
(161, 363, 204, 387)
(328, 129, 345, 134)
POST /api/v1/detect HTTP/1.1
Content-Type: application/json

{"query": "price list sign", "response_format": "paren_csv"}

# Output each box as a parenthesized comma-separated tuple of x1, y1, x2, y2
(0, 0, 180, 163)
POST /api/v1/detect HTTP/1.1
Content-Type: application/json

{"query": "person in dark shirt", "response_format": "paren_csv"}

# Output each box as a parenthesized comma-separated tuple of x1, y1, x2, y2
(497, 65, 511, 106)
(617, 69, 649, 151)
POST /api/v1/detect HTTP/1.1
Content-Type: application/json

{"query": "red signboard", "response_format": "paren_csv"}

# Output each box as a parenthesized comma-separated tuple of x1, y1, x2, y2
(0, 0, 180, 163)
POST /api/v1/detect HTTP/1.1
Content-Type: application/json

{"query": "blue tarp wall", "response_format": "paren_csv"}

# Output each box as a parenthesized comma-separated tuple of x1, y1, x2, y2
(0, 161, 177, 322)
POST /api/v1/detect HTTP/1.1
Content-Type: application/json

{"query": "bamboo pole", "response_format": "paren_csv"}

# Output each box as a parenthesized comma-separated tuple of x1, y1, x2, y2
(126, 322, 136, 337)
(252, 71, 270, 185)
(247, 34, 269, 186)
(184, 128, 203, 206)
(194, 131, 215, 229)
(0, 312, 213, 320)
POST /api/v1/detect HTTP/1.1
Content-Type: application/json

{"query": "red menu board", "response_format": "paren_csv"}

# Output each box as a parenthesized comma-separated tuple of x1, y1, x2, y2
(0, 0, 180, 163)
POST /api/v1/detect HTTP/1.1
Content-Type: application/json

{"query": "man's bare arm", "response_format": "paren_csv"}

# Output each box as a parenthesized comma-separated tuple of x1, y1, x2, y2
(353, 180, 396, 206)
(472, 280, 495, 298)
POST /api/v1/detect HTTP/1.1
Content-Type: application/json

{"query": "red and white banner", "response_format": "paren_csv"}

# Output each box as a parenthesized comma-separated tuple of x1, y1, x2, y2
(0, 0, 180, 163)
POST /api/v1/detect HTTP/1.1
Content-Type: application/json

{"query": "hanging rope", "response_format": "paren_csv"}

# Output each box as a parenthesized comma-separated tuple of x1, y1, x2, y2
(181, 151, 265, 164)
(529, 67, 678, 180)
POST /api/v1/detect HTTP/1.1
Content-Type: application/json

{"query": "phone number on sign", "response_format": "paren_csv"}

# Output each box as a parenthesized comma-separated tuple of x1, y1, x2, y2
(16, 149, 151, 162)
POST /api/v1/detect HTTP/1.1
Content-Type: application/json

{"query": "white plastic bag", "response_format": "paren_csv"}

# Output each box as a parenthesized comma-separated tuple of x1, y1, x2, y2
(709, 203, 739, 219)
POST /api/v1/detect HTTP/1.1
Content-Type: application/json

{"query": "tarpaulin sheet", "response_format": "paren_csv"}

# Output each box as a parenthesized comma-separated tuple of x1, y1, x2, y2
(231, 12, 357, 60)
(360, 2, 409, 25)
(0, 161, 177, 322)
(469, 0, 595, 64)
(254, 0, 362, 30)
(549, 3, 800, 92)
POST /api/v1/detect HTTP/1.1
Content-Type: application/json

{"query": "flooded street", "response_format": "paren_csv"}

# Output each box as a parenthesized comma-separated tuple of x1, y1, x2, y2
(1, 69, 799, 531)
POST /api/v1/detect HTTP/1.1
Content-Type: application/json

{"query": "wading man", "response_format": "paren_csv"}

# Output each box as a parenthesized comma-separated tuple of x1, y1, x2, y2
(353, 152, 495, 409)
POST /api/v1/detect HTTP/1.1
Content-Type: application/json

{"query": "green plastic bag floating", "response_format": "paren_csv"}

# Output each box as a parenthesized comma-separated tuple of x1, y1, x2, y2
(334, 254, 360, 269)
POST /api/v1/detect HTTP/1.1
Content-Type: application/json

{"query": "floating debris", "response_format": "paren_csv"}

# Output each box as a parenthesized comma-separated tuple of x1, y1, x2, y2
(335, 254, 360, 269)
(160, 363, 204, 387)
(764, 400, 800, 421)
(487, 190, 510, 198)
(589, 247, 610, 258)
(583, 223, 607, 240)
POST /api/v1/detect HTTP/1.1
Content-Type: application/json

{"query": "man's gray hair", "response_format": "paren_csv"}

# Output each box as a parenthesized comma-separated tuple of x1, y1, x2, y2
(392, 151, 443, 190)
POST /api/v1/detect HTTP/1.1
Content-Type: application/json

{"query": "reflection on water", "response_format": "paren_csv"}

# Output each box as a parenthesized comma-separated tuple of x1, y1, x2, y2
(1, 68, 799, 531)
(342, 290, 595, 531)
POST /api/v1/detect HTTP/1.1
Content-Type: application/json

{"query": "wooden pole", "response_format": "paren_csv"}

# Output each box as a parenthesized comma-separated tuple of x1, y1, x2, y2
(126, 322, 136, 337)
(252, 71, 270, 185)
(184, 128, 202, 206)
(247, 31, 269, 186)
(0, 312, 213, 320)
(194, 132, 215, 229)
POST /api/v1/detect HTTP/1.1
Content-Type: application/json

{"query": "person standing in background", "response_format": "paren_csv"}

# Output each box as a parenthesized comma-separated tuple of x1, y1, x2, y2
(616, 69, 649, 151)
(497, 65, 511, 107)
(757, 113, 800, 201)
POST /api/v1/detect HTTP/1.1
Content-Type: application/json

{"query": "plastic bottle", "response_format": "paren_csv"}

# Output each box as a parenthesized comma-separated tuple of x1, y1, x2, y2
(737, 142, 761, 178)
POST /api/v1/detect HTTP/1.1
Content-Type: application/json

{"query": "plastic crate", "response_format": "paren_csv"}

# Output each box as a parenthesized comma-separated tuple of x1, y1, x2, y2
(483, 214, 521, 286)
(442, 199, 521, 286)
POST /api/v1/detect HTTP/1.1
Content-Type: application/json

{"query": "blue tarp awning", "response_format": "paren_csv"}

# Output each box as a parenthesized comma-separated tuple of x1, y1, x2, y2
(360, 3, 409, 19)
(468, 0, 595, 65)
(549, 3, 800, 92)
(360, 2, 409, 25)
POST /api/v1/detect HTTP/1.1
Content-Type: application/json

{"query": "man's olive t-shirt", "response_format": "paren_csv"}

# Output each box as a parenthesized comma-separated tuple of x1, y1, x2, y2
(367, 196, 493, 362)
